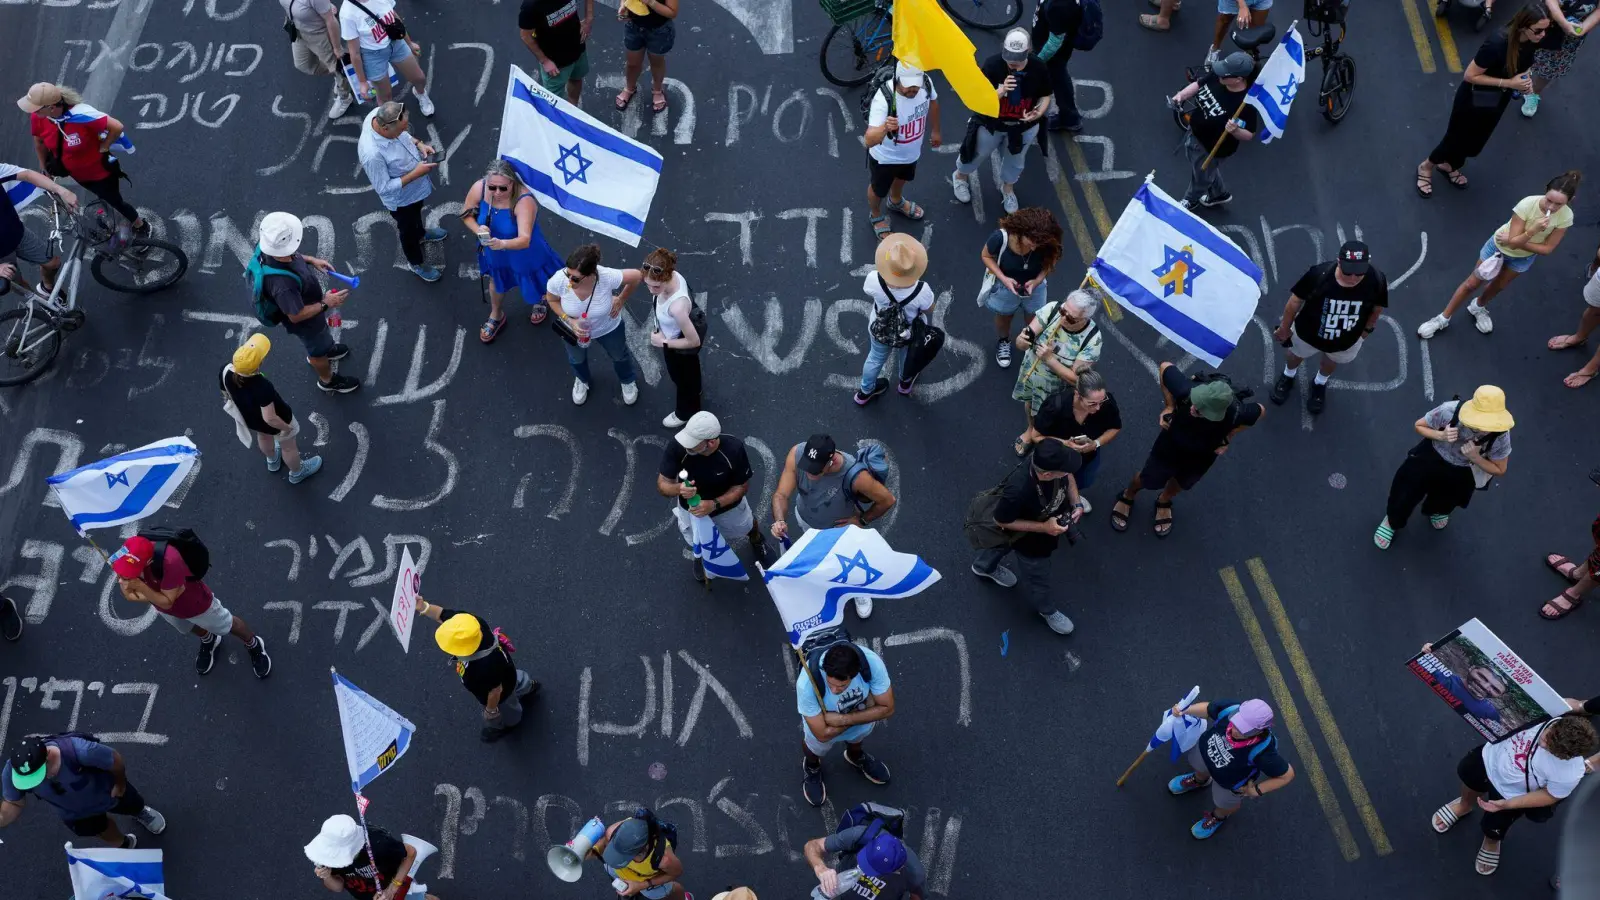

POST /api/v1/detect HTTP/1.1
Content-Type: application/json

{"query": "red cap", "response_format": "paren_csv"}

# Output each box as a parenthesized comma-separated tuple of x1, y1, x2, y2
(109, 536, 154, 578)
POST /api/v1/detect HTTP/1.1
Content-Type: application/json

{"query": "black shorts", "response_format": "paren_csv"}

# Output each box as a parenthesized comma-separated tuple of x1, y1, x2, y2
(1138, 449, 1216, 491)
(64, 781, 146, 836)
(868, 157, 917, 198)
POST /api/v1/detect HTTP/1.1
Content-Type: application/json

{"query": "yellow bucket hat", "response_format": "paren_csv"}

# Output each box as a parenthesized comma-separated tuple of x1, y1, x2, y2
(1458, 385, 1514, 432)
(435, 614, 483, 657)
(232, 333, 271, 376)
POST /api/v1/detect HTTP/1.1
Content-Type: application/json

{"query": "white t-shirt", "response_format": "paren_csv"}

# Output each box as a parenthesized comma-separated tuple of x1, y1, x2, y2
(867, 81, 938, 166)
(340, 0, 399, 50)
(862, 272, 935, 331)
(547, 265, 626, 340)
(651, 272, 692, 340)
(1482, 723, 1588, 800)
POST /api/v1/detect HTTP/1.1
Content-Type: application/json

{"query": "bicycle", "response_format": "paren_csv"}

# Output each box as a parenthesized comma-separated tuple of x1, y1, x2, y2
(940, 0, 1021, 30)
(820, 0, 895, 87)
(1305, 0, 1355, 123)
(1171, 23, 1277, 130)
(0, 195, 188, 386)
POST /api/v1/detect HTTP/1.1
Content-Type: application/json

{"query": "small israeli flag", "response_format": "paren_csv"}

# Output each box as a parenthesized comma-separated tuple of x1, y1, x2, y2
(60, 104, 136, 155)
(764, 525, 941, 646)
(342, 62, 404, 104)
(674, 507, 749, 581)
(46, 436, 199, 533)
(497, 64, 663, 247)
(1243, 23, 1306, 144)
(66, 843, 172, 900)
(1145, 686, 1208, 761)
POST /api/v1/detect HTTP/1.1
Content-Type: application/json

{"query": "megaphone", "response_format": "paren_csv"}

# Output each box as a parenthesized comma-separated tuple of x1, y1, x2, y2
(327, 269, 360, 290)
(547, 816, 605, 883)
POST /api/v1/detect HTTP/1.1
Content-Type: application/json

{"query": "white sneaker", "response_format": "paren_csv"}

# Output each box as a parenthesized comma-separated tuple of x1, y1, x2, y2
(1041, 610, 1075, 635)
(854, 596, 874, 619)
(1467, 300, 1493, 334)
(662, 412, 685, 428)
(1416, 314, 1450, 339)
(415, 91, 436, 117)
(621, 382, 639, 405)
(571, 378, 589, 405)
(327, 94, 354, 120)
(1076, 496, 1092, 514)
(1001, 190, 1019, 214)
(951, 172, 972, 203)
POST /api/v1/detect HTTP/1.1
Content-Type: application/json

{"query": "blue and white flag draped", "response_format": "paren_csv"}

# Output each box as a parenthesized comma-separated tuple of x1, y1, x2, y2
(59, 104, 136, 155)
(1243, 23, 1305, 144)
(67, 843, 172, 900)
(46, 436, 199, 534)
(1145, 686, 1207, 761)
(764, 525, 940, 646)
(1089, 179, 1264, 366)
(496, 64, 662, 247)
(5, 178, 42, 213)
(333, 670, 416, 794)
(673, 507, 749, 581)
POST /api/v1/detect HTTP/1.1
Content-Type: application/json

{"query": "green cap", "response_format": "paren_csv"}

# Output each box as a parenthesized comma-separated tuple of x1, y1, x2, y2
(1189, 381, 1235, 421)
(8, 736, 49, 791)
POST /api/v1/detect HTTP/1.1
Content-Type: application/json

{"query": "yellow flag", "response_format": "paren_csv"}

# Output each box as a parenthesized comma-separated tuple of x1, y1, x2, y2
(892, 0, 1000, 118)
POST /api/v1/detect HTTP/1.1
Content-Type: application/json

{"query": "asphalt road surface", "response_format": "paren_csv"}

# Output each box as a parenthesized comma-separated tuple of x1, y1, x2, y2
(3, 0, 1599, 897)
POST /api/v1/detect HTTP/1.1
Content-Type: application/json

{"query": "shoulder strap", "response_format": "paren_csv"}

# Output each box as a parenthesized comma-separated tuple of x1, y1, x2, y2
(1525, 720, 1552, 794)
(346, 0, 386, 20)
(996, 228, 1008, 264)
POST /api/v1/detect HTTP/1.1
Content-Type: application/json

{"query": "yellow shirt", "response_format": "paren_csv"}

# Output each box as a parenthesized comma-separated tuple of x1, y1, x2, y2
(611, 855, 661, 883)
(1493, 195, 1573, 258)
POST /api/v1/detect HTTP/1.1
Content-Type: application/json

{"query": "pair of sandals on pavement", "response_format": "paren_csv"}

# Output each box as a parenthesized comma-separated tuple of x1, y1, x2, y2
(1544, 331, 1600, 388)
(479, 304, 548, 344)
(1431, 798, 1503, 875)
(1542, 553, 1591, 619)
(1109, 491, 1173, 537)
(616, 86, 668, 113)
(1416, 162, 1468, 198)
(871, 196, 925, 241)
(1372, 512, 1450, 550)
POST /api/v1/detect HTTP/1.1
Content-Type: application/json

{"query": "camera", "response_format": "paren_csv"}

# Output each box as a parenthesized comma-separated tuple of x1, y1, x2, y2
(1056, 511, 1084, 547)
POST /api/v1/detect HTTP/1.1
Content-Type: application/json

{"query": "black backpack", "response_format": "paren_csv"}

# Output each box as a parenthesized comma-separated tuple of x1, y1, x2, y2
(624, 808, 679, 869)
(138, 527, 210, 581)
(868, 276, 926, 349)
(859, 62, 898, 122)
(664, 295, 709, 356)
(1188, 371, 1253, 423)
(800, 625, 871, 700)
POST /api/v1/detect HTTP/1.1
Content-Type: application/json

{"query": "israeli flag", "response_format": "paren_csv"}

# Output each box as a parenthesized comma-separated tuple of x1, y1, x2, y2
(1089, 180, 1264, 366)
(673, 507, 749, 581)
(1145, 686, 1207, 761)
(46, 437, 199, 534)
(1243, 23, 1306, 144)
(497, 64, 662, 247)
(66, 843, 172, 900)
(5, 178, 42, 213)
(60, 104, 136, 155)
(333, 670, 416, 793)
(764, 525, 940, 647)
(341, 62, 404, 104)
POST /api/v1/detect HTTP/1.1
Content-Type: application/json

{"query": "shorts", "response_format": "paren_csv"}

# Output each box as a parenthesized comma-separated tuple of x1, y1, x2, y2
(296, 326, 336, 360)
(2, 228, 50, 265)
(1481, 237, 1536, 275)
(605, 868, 674, 900)
(1184, 744, 1244, 811)
(868, 157, 917, 199)
(539, 51, 591, 91)
(623, 18, 676, 55)
(1456, 744, 1498, 796)
(1288, 327, 1363, 365)
(802, 720, 876, 756)
(1217, 0, 1271, 13)
(64, 781, 147, 836)
(1138, 449, 1215, 492)
(1585, 271, 1600, 308)
(158, 595, 234, 636)
(986, 279, 1049, 316)
(359, 38, 412, 84)
(672, 496, 755, 544)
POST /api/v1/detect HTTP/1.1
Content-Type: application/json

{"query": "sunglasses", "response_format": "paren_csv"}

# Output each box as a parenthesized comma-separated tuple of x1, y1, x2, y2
(565, 269, 591, 282)
(378, 110, 407, 126)
(486, 184, 511, 193)
(1529, 25, 1549, 34)
(641, 263, 668, 276)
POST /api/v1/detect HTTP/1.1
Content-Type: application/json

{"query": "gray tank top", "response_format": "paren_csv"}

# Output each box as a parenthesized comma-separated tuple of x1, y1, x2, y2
(793, 444, 858, 528)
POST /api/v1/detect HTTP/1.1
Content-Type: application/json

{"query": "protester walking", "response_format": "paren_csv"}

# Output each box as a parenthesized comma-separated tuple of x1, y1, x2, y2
(590, 809, 687, 900)
(17, 83, 147, 234)
(255, 211, 362, 393)
(797, 641, 896, 806)
(414, 594, 538, 742)
(519, 0, 595, 105)
(952, 28, 1053, 214)
(970, 439, 1082, 635)
(282, 0, 356, 118)
(865, 62, 941, 241)
(340, 0, 436, 112)
(1432, 716, 1597, 875)
(220, 334, 323, 484)
(982, 207, 1063, 368)
(1539, 480, 1600, 619)
(1011, 289, 1102, 453)
(615, 0, 680, 113)
(111, 533, 273, 677)
(0, 735, 166, 848)
(1209, 0, 1270, 61)
(457, 160, 562, 343)
(805, 814, 927, 900)
(1268, 241, 1388, 414)
(1030, 0, 1091, 131)
(1167, 698, 1296, 839)
(0, 161, 76, 293)
(545, 243, 642, 406)
(359, 102, 446, 282)
(1166, 53, 1260, 210)
(1140, 0, 1181, 31)
(1547, 239, 1600, 386)
(0, 593, 20, 642)
(1110, 363, 1263, 536)
(306, 813, 441, 900)
(1375, 387, 1513, 549)
(632, 248, 702, 426)
(657, 411, 770, 579)
(771, 435, 898, 546)
(1418, 171, 1577, 338)
(856, 234, 937, 405)
(1521, 0, 1600, 116)
(1415, 5, 1551, 197)
(1026, 369, 1121, 512)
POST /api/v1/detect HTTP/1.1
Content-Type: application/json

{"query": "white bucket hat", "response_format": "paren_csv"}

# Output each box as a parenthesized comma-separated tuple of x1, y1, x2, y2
(304, 814, 365, 867)
(258, 211, 304, 257)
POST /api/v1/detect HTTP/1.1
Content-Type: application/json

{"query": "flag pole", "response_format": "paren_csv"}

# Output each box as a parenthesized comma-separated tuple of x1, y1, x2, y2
(1199, 96, 1250, 171)
(1115, 749, 1151, 788)
(332, 666, 387, 898)
(48, 485, 111, 563)
(1016, 270, 1095, 385)
(754, 560, 828, 706)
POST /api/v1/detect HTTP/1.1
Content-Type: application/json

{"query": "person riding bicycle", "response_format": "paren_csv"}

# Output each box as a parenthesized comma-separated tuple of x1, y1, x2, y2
(0, 162, 77, 294)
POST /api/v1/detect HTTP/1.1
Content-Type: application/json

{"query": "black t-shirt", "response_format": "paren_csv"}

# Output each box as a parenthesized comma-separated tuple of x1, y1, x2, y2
(1151, 367, 1262, 461)
(1033, 389, 1122, 465)
(657, 435, 753, 512)
(262, 254, 330, 339)
(333, 827, 408, 899)
(439, 609, 517, 705)
(993, 460, 1073, 557)
(519, 0, 587, 68)
(985, 230, 1047, 285)
(1030, 0, 1083, 51)
(1188, 74, 1261, 160)
(219, 366, 292, 435)
(1289, 262, 1389, 352)
(0, 169, 24, 258)
(1196, 700, 1291, 791)
(979, 55, 1052, 126)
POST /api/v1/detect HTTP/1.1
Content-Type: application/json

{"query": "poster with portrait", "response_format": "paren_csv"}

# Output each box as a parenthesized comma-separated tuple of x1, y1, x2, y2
(1407, 618, 1569, 742)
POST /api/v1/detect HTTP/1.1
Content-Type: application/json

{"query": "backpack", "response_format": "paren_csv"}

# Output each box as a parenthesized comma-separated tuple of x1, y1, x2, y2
(800, 625, 871, 702)
(963, 461, 1027, 550)
(246, 249, 296, 327)
(33, 732, 104, 783)
(868, 276, 927, 349)
(835, 802, 907, 848)
(1187, 371, 1252, 424)
(1073, 0, 1104, 50)
(1211, 705, 1278, 790)
(1444, 395, 1502, 491)
(843, 443, 890, 512)
(138, 526, 211, 581)
(624, 807, 679, 869)
(666, 294, 709, 356)
(859, 62, 898, 122)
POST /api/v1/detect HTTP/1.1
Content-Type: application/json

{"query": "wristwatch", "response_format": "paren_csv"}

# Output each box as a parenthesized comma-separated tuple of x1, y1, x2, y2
(711, 498, 723, 513)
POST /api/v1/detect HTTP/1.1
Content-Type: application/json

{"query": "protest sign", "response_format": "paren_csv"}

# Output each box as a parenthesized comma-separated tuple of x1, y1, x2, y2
(332, 669, 416, 792)
(1407, 618, 1569, 742)
(388, 547, 421, 652)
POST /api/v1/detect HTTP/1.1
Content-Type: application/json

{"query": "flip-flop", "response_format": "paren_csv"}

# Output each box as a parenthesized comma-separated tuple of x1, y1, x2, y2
(1429, 514, 1450, 530)
(1546, 553, 1583, 583)
(1475, 844, 1500, 876)
(1432, 801, 1463, 833)
(1565, 369, 1598, 389)
(887, 197, 925, 220)
(615, 87, 637, 110)
(1548, 334, 1586, 350)
(528, 303, 548, 325)
(1153, 499, 1173, 538)
(652, 89, 668, 113)
(479, 315, 506, 343)
(1374, 519, 1395, 550)
(1013, 436, 1033, 457)
(1138, 13, 1172, 30)
(1541, 587, 1585, 620)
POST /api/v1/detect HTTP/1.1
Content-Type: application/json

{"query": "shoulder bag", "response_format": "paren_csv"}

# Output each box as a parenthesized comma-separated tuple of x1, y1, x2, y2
(963, 461, 1028, 549)
(976, 228, 1007, 306)
(1521, 720, 1559, 823)
(346, 0, 408, 40)
(283, 0, 301, 41)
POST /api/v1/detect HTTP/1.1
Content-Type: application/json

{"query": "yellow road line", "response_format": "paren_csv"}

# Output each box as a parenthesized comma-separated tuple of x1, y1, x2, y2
(1247, 559, 1394, 856)
(1220, 566, 1361, 862)
(1429, 10, 1463, 72)
(1049, 154, 1097, 269)
(1053, 135, 1122, 321)
(1064, 140, 1115, 239)
(1399, 0, 1439, 73)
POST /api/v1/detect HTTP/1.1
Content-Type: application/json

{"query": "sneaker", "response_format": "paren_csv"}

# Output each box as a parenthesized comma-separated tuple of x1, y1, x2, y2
(844, 748, 891, 785)
(1168, 773, 1208, 795)
(135, 806, 166, 834)
(662, 412, 685, 428)
(265, 441, 283, 473)
(1199, 191, 1233, 208)
(328, 94, 354, 120)
(1041, 610, 1075, 634)
(326, 342, 351, 361)
(1047, 114, 1084, 133)
(0, 596, 21, 641)
(971, 563, 1018, 588)
(1467, 300, 1493, 334)
(853, 379, 889, 406)
(1179, 197, 1197, 210)
(995, 339, 1013, 368)
(410, 264, 443, 283)
(1076, 496, 1092, 514)
(951, 172, 972, 204)
(288, 455, 324, 484)
(518, 679, 541, 698)
(195, 635, 220, 675)
(1205, 45, 1220, 65)
(692, 558, 705, 583)
(896, 375, 916, 396)
(1268, 372, 1295, 405)
(854, 596, 874, 619)
(1191, 813, 1226, 839)
(802, 760, 826, 807)
(1417, 314, 1450, 339)
(621, 381, 639, 405)
(1307, 381, 1327, 415)
(571, 378, 589, 405)
(248, 636, 273, 679)
(120, 834, 138, 849)
(1001, 190, 1020, 214)
(416, 92, 436, 117)
(422, 226, 448, 243)
(1521, 92, 1540, 118)
(317, 374, 362, 394)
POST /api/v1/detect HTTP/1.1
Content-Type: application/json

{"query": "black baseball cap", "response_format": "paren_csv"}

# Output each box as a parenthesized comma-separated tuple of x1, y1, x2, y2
(1032, 440, 1082, 475)
(8, 736, 49, 791)
(1337, 241, 1371, 276)
(799, 434, 836, 475)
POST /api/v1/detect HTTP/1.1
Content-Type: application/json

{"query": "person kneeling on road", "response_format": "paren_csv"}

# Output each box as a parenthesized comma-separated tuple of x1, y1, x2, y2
(657, 411, 771, 578)
(970, 439, 1080, 636)
(414, 595, 539, 743)
(1269, 241, 1388, 415)
(798, 641, 895, 807)
(1168, 697, 1295, 839)
(804, 808, 926, 899)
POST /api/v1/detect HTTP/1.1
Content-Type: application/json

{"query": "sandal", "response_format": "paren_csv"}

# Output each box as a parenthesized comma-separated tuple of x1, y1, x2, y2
(615, 87, 637, 110)
(1475, 843, 1500, 876)
(479, 315, 506, 343)
(870, 215, 891, 241)
(528, 303, 548, 325)
(1429, 514, 1450, 530)
(1547, 333, 1586, 350)
(887, 197, 926, 220)
(1415, 165, 1434, 199)
(1565, 369, 1598, 389)
(1109, 491, 1134, 532)
(1546, 553, 1583, 583)
(1374, 518, 1395, 550)
(652, 89, 668, 113)
(1138, 13, 1172, 30)
(1438, 165, 1469, 189)
(1013, 436, 1033, 457)
(1432, 799, 1466, 833)
(1541, 587, 1585, 620)
(1153, 499, 1173, 538)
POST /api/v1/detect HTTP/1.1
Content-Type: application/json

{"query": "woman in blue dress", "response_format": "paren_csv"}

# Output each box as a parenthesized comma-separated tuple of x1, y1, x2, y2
(456, 160, 563, 343)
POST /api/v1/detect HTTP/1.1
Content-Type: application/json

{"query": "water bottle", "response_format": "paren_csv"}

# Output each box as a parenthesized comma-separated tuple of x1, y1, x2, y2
(810, 868, 862, 899)
(578, 311, 592, 347)
(679, 470, 700, 507)
(327, 308, 342, 328)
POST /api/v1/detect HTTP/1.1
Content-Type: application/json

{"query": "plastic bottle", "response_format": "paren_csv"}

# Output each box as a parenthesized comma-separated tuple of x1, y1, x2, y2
(679, 470, 700, 507)
(578, 311, 592, 347)
(810, 868, 862, 899)
(327, 308, 342, 328)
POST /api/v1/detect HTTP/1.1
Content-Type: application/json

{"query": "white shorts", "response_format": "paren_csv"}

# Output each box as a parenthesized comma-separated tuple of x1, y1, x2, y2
(673, 496, 754, 544)
(1289, 328, 1363, 365)
(802, 720, 876, 756)
(158, 595, 234, 635)
(1583, 272, 1600, 308)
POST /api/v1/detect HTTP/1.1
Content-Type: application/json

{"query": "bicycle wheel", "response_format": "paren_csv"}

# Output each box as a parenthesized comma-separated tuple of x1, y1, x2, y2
(1321, 55, 1355, 123)
(821, 12, 893, 88)
(939, 0, 1021, 29)
(0, 307, 64, 386)
(90, 239, 189, 295)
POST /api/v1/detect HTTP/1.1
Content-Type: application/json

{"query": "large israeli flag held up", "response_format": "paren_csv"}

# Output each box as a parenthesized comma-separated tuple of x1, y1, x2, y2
(673, 507, 749, 581)
(46, 436, 199, 534)
(1089, 180, 1264, 366)
(1244, 23, 1306, 144)
(764, 526, 940, 647)
(497, 64, 662, 247)
(67, 843, 172, 900)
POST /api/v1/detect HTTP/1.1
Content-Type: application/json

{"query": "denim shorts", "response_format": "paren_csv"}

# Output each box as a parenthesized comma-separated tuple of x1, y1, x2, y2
(624, 18, 676, 54)
(1217, 0, 1271, 12)
(296, 325, 337, 359)
(359, 38, 412, 84)
(1480, 236, 1536, 274)
(986, 279, 1049, 316)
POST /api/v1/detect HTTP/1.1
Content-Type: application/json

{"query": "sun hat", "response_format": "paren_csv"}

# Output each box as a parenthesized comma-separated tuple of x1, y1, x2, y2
(435, 614, 485, 657)
(675, 411, 721, 449)
(1188, 381, 1235, 421)
(1457, 385, 1514, 432)
(304, 814, 366, 868)
(109, 536, 156, 579)
(258, 212, 303, 257)
(874, 234, 928, 288)
(711, 890, 758, 900)
(16, 83, 62, 114)
(7, 736, 50, 792)
(601, 817, 652, 867)
(856, 832, 908, 878)
(1229, 699, 1274, 734)
(232, 334, 272, 376)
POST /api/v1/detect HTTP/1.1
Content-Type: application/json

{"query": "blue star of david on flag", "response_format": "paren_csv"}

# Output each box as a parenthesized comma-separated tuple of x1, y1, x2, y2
(830, 550, 883, 586)
(1276, 74, 1298, 105)
(675, 506, 749, 581)
(47, 436, 200, 533)
(105, 471, 130, 488)
(1242, 24, 1305, 144)
(1152, 244, 1205, 298)
(763, 525, 941, 646)
(554, 142, 593, 186)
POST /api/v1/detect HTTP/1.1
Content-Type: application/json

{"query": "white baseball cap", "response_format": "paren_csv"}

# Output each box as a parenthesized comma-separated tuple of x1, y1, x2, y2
(258, 211, 303, 257)
(675, 411, 721, 449)
(894, 62, 925, 88)
(1001, 28, 1032, 62)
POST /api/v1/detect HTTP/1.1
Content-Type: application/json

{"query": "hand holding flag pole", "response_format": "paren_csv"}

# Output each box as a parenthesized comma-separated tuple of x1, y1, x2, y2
(1116, 686, 1204, 787)
(1203, 22, 1304, 169)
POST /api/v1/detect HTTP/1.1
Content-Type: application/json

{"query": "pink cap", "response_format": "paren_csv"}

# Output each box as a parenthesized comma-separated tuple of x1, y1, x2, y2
(1230, 699, 1273, 734)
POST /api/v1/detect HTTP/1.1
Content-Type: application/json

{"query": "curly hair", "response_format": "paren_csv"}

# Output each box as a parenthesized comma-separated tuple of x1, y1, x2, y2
(644, 247, 678, 279)
(997, 207, 1064, 273)
(1545, 716, 1598, 760)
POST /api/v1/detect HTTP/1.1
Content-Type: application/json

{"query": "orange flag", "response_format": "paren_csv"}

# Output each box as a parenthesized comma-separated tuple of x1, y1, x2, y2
(892, 0, 1000, 118)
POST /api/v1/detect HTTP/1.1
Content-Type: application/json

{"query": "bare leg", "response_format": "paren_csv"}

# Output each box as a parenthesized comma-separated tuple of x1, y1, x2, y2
(648, 53, 668, 95)
(373, 70, 394, 103)
(227, 615, 257, 644)
(488, 285, 505, 322)
(1532, 74, 1550, 94)
(1157, 479, 1183, 503)
(566, 77, 583, 107)
(1211, 14, 1231, 52)
(39, 256, 61, 290)
(1474, 268, 1521, 308)
(622, 48, 645, 95)
(1283, 349, 1305, 372)
(994, 313, 1015, 339)
(279, 434, 304, 471)
(96, 818, 127, 847)
(309, 356, 334, 383)
(1318, 356, 1339, 377)
(1440, 271, 1487, 319)
(394, 53, 428, 92)
(254, 432, 276, 461)
(867, 183, 884, 218)
(886, 177, 908, 208)
(1566, 345, 1600, 388)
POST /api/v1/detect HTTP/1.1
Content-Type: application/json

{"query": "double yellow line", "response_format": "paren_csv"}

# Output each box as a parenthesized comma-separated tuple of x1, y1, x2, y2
(1218, 558, 1392, 862)
(1049, 133, 1122, 321)
(1400, 0, 1463, 73)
